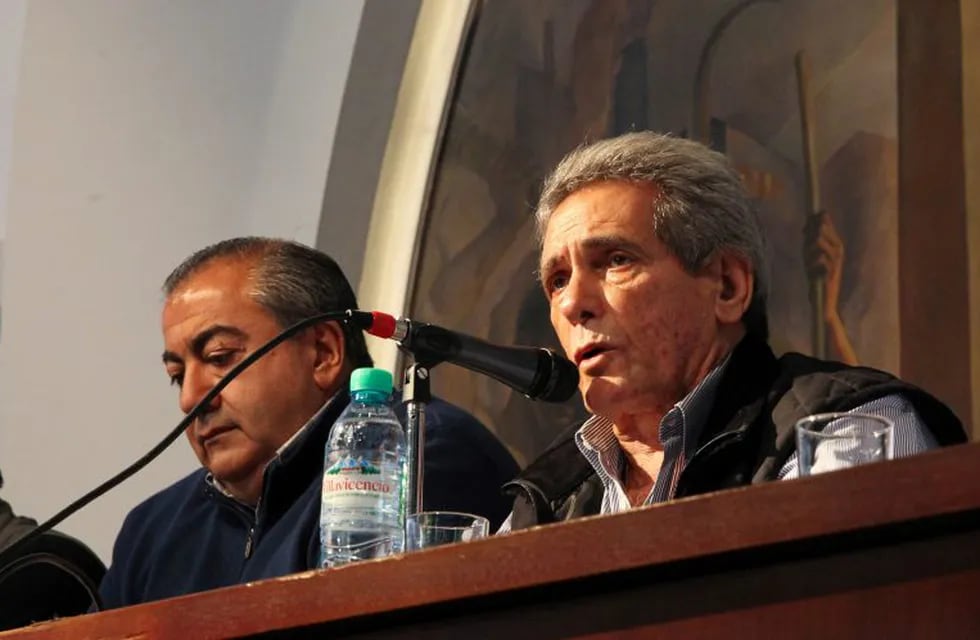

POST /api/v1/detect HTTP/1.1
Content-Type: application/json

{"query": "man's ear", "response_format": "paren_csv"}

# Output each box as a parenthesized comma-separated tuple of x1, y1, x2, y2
(311, 321, 347, 392)
(713, 251, 754, 325)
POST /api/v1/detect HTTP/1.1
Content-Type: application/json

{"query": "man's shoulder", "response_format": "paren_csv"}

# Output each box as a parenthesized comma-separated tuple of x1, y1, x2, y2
(395, 395, 520, 483)
(774, 351, 932, 408)
(777, 351, 895, 382)
(394, 395, 490, 442)
(426, 397, 512, 449)
(122, 468, 209, 525)
(774, 352, 901, 401)
(107, 468, 211, 573)
(423, 396, 484, 428)
(770, 352, 965, 445)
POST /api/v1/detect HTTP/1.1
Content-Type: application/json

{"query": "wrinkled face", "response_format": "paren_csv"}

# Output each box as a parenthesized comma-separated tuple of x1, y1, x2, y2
(162, 258, 340, 503)
(539, 181, 726, 422)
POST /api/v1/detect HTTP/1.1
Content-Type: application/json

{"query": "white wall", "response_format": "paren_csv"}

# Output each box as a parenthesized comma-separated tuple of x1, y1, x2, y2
(0, 0, 27, 303)
(0, 0, 364, 563)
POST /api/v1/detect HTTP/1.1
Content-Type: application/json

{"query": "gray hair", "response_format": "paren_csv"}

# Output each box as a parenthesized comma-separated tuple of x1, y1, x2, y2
(535, 131, 770, 339)
(163, 237, 373, 369)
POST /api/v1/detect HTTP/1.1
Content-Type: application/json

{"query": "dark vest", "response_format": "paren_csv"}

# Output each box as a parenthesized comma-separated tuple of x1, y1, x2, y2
(504, 336, 967, 530)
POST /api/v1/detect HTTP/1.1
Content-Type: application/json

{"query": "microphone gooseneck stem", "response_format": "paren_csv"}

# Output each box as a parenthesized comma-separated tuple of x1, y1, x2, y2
(401, 362, 429, 517)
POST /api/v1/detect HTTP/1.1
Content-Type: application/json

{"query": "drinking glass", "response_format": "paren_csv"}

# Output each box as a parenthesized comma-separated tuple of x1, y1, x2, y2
(405, 511, 489, 551)
(795, 412, 894, 476)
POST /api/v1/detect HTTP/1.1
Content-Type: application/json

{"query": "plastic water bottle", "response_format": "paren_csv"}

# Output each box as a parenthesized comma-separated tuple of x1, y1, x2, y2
(320, 367, 406, 568)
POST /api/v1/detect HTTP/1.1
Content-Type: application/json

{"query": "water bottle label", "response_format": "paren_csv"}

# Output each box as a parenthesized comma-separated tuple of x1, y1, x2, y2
(322, 455, 397, 509)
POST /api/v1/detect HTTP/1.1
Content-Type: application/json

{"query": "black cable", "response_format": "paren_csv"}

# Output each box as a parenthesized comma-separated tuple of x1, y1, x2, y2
(0, 309, 372, 573)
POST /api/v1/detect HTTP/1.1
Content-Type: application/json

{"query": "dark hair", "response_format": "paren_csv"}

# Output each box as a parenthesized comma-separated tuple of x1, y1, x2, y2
(536, 131, 769, 340)
(163, 237, 374, 369)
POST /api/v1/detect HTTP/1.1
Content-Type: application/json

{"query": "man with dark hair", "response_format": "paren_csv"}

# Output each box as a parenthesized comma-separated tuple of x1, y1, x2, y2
(502, 131, 966, 530)
(99, 238, 518, 608)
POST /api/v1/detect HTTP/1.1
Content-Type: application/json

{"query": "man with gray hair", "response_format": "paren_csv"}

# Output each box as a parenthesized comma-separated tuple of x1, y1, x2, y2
(503, 131, 965, 530)
(99, 238, 518, 607)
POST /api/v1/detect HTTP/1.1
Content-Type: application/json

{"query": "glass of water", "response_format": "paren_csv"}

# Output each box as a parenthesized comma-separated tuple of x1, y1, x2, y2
(795, 412, 894, 476)
(405, 511, 489, 551)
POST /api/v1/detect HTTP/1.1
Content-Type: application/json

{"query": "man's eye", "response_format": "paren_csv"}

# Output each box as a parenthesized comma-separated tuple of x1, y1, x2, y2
(609, 253, 633, 267)
(205, 350, 237, 367)
(168, 372, 184, 388)
(546, 274, 569, 295)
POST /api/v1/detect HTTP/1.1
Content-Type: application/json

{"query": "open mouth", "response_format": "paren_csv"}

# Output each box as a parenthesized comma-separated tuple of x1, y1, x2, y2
(576, 345, 610, 366)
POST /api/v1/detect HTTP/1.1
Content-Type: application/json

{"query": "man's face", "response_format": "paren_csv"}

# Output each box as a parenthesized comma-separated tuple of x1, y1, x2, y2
(161, 258, 339, 503)
(539, 180, 727, 422)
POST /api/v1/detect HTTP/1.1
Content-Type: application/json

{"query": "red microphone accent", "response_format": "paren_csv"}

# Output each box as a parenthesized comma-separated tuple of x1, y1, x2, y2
(367, 311, 397, 338)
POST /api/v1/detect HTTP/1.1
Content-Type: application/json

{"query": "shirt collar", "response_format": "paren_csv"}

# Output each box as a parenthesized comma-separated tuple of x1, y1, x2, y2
(276, 396, 335, 455)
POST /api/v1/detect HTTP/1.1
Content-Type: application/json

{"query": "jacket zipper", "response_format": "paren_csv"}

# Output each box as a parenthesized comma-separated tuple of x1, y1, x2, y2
(244, 496, 262, 559)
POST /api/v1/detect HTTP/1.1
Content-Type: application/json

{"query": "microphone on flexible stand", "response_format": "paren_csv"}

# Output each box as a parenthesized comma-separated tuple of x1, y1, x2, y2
(348, 311, 580, 519)
(356, 311, 579, 402)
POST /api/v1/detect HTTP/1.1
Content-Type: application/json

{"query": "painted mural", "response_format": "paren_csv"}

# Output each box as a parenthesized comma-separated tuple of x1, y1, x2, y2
(410, 0, 899, 464)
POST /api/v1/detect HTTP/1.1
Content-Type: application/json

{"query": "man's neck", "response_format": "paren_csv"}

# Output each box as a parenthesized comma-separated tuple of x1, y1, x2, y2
(615, 425, 666, 506)
(611, 326, 744, 481)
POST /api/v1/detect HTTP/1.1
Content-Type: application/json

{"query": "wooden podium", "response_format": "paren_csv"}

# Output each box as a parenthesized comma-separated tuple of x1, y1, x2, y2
(4, 443, 980, 639)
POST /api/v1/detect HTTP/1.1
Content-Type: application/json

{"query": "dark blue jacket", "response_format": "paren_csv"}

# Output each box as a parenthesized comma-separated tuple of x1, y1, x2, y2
(99, 391, 518, 608)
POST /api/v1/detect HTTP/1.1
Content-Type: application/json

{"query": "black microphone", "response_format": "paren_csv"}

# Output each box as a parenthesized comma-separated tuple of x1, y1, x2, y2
(358, 312, 579, 403)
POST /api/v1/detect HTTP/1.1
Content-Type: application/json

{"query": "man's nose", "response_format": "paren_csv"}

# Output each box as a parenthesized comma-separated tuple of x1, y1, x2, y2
(179, 364, 220, 416)
(557, 270, 602, 325)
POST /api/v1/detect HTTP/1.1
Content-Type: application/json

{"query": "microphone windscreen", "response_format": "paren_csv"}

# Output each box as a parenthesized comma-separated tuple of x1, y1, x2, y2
(533, 350, 580, 402)
(366, 312, 397, 338)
